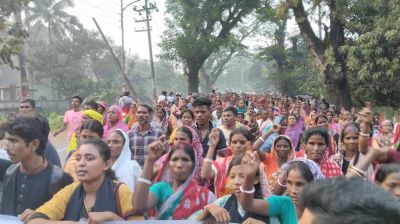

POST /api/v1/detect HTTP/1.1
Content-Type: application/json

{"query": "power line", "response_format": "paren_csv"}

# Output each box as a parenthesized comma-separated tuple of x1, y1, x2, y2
(69, 8, 120, 23)
(70, 4, 120, 19)
(79, 0, 121, 15)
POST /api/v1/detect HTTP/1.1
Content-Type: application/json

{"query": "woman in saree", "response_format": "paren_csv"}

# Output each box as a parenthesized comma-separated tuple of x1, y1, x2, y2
(125, 102, 138, 129)
(285, 114, 304, 150)
(133, 141, 215, 220)
(330, 122, 373, 179)
(154, 126, 204, 186)
(27, 139, 143, 223)
(103, 105, 128, 139)
(256, 134, 296, 191)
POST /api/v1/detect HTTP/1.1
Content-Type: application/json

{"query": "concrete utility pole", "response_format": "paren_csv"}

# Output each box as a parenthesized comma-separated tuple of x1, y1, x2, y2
(133, 0, 157, 102)
(120, 0, 140, 92)
(93, 18, 136, 95)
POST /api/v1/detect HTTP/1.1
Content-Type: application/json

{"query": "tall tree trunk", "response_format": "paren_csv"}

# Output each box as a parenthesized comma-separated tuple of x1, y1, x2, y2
(15, 10, 28, 99)
(187, 65, 200, 94)
(288, 0, 352, 107)
(186, 58, 204, 94)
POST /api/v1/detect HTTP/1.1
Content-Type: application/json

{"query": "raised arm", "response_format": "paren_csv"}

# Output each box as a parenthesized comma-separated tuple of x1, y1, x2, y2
(132, 138, 165, 213)
(200, 128, 219, 180)
(253, 125, 281, 161)
(346, 137, 392, 178)
(357, 108, 373, 154)
(239, 151, 270, 215)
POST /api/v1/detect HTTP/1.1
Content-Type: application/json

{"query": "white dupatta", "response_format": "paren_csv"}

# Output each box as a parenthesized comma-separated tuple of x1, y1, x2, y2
(111, 129, 142, 191)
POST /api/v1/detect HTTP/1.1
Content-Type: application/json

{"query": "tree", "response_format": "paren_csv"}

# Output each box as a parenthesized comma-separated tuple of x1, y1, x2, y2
(343, 0, 400, 108)
(199, 20, 259, 92)
(284, 0, 352, 107)
(159, 0, 260, 94)
(0, 0, 30, 68)
(25, 0, 81, 42)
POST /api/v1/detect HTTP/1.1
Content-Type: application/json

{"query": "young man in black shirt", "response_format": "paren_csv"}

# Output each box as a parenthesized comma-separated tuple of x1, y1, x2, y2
(0, 116, 72, 220)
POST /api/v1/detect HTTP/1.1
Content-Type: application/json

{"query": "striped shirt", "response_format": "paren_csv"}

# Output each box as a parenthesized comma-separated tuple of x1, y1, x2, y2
(128, 125, 162, 167)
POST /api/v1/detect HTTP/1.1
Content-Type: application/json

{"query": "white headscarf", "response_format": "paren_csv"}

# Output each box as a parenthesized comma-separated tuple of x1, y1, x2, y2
(111, 129, 142, 191)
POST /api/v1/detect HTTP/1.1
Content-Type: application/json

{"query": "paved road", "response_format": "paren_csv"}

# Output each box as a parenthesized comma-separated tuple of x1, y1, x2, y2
(49, 131, 69, 166)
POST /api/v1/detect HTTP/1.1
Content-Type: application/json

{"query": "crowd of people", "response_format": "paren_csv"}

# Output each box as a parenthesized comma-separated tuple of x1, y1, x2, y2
(0, 90, 400, 223)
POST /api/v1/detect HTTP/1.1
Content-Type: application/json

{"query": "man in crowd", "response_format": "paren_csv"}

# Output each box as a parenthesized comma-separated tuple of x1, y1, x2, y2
(19, 99, 35, 115)
(18, 99, 61, 167)
(192, 97, 226, 158)
(53, 96, 83, 141)
(0, 116, 72, 219)
(128, 104, 162, 167)
(218, 107, 242, 144)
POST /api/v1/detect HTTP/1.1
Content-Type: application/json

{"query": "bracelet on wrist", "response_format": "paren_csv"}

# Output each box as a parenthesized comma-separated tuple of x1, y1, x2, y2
(137, 178, 152, 185)
(277, 178, 287, 187)
(359, 132, 370, 137)
(240, 186, 255, 194)
(258, 137, 265, 143)
(204, 158, 213, 163)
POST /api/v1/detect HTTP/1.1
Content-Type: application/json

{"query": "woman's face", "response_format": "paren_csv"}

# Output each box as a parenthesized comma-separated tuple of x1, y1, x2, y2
(279, 119, 288, 134)
(288, 115, 297, 126)
(75, 144, 110, 183)
(342, 128, 359, 153)
(281, 108, 288, 116)
(227, 165, 246, 198)
(287, 168, 308, 205)
(107, 109, 119, 122)
(333, 114, 339, 123)
(305, 134, 327, 163)
(129, 104, 137, 113)
(326, 112, 333, 122)
(168, 148, 194, 183)
(230, 134, 248, 157)
(78, 129, 102, 146)
(156, 109, 165, 120)
(238, 100, 245, 108)
(173, 131, 191, 146)
(310, 111, 317, 119)
(236, 115, 245, 124)
(97, 106, 106, 115)
(379, 172, 400, 200)
(181, 112, 194, 126)
(274, 139, 291, 159)
(82, 114, 90, 123)
(316, 117, 329, 130)
(106, 132, 124, 160)
(382, 121, 393, 134)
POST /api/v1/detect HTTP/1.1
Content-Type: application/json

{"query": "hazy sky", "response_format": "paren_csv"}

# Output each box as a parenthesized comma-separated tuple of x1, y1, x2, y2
(68, 0, 166, 60)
